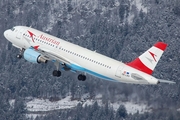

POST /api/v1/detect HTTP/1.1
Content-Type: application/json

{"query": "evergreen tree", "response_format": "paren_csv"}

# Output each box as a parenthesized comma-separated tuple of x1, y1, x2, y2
(115, 105, 127, 119)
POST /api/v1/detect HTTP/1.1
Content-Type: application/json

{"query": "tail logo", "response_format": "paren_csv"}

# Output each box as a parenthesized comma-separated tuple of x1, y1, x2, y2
(148, 51, 157, 62)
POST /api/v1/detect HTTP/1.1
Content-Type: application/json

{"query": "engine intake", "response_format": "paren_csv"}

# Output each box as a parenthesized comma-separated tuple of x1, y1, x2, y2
(24, 48, 47, 63)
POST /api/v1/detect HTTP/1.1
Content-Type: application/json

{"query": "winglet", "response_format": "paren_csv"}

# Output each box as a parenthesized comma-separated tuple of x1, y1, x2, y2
(33, 45, 39, 50)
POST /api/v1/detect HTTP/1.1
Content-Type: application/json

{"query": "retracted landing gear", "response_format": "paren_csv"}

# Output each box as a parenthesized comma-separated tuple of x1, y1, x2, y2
(53, 61, 61, 77)
(78, 74, 86, 81)
(17, 48, 25, 59)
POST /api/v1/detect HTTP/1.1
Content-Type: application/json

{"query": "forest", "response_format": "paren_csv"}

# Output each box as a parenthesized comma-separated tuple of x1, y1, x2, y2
(0, 0, 180, 119)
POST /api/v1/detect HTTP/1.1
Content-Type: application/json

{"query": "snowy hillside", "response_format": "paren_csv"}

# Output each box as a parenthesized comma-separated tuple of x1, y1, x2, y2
(25, 95, 151, 114)
(22, 94, 151, 119)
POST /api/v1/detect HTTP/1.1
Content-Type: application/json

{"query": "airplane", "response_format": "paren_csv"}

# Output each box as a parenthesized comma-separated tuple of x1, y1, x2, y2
(3, 26, 175, 85)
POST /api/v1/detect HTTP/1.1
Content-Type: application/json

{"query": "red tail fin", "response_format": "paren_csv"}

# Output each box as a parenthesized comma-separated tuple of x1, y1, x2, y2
(126, 42, 167, 75)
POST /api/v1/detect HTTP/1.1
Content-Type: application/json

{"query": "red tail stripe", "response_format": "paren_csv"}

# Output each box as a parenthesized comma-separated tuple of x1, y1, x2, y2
(154, 42, 167, 51)
(126, 58, 153, 75)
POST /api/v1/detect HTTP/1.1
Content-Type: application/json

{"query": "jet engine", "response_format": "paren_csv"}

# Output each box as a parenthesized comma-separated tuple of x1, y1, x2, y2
(23, 48, 47, 63)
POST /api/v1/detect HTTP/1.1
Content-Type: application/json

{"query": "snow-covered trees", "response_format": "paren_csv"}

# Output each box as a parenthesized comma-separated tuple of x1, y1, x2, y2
(0, 0, 180, 119)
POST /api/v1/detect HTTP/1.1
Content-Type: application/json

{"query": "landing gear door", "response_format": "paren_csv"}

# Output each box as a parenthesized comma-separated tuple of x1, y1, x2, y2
(115, 65, 124, 78)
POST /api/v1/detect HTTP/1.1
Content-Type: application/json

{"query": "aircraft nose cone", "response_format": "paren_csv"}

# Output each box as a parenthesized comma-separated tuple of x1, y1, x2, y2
(4, 30, 8, 39)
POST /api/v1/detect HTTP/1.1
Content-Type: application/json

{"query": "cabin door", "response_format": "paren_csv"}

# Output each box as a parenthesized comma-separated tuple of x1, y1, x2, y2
(115, 65, 124, 78)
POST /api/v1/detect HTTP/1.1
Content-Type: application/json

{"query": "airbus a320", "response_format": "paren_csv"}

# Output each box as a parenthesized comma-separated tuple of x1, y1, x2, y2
(4, 26, 175, 84)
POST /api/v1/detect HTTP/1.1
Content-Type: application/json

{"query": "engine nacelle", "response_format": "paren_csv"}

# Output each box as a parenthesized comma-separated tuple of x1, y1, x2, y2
(23, 48, 47, 63)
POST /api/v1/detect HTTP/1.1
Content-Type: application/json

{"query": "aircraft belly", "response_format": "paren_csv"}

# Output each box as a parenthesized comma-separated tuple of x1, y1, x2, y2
(67, 63, 117, 82)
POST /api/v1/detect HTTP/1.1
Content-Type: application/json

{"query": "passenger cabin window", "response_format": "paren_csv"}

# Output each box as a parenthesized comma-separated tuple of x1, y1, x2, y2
(60, 47, 112, 69)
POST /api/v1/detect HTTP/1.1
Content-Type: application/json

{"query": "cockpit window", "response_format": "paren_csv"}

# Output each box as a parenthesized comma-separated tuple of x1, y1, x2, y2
(11, 27, 15, 31)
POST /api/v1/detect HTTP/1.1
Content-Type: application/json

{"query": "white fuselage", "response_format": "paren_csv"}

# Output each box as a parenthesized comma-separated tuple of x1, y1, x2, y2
(4, 26, 159, 84)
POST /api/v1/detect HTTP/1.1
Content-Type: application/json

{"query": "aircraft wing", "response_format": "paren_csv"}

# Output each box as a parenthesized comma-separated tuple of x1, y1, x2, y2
(31, 46, 85, 72)
(35, 47, 72, 65)
(158, 79, 176, 84)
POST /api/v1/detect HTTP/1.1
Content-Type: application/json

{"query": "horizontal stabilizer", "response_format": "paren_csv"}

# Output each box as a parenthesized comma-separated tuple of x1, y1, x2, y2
(158, 79, 176, 84)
